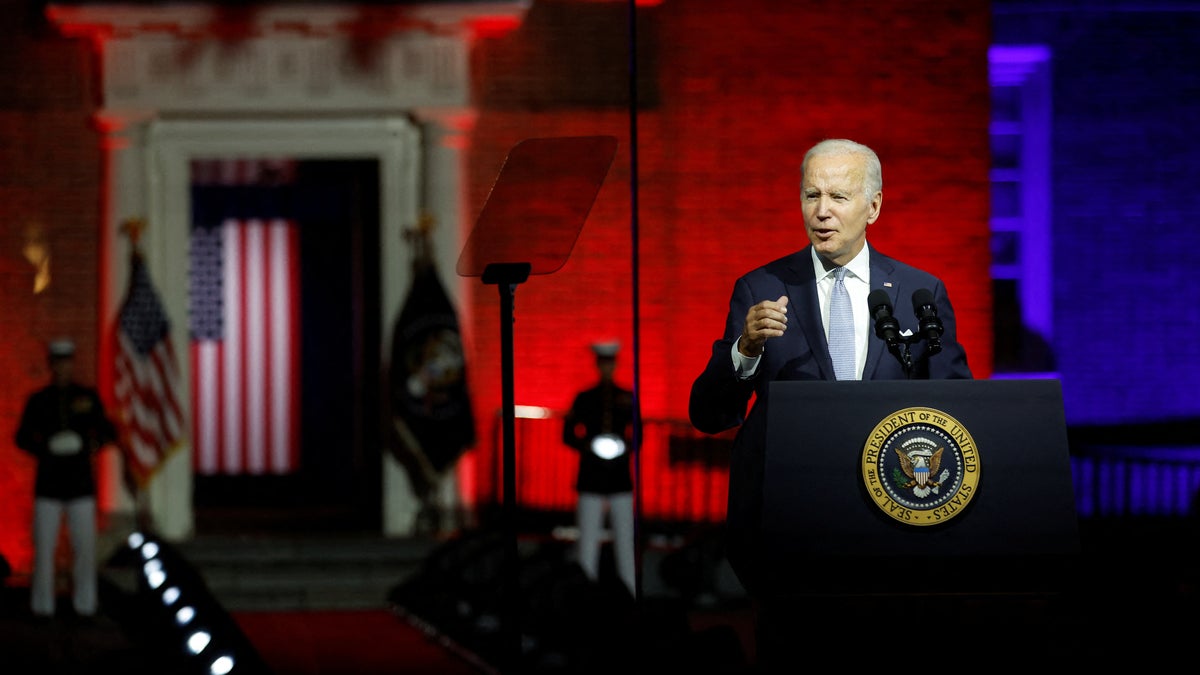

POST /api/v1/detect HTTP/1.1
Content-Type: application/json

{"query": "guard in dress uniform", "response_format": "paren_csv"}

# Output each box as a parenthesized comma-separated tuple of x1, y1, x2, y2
(14, 338, 117, 619)
(561, 341, 638, 595)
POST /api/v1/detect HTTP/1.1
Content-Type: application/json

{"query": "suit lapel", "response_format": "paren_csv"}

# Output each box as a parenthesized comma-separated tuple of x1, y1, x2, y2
(783, 247, 833, 379)
(865, 247, 899, 379)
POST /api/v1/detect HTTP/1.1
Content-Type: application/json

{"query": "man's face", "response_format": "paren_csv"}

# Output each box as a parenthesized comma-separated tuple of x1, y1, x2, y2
(597, 358, 616, 380)
(801, 152, 881, 267)
(50, 355, 74, 386)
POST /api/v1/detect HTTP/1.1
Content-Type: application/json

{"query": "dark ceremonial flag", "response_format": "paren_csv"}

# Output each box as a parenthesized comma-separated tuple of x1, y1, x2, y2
(390, 222, 476, 497)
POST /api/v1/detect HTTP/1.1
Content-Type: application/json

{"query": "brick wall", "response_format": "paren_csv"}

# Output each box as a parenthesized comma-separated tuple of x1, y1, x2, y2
(462, 0, 993, 504)
(995, 4, 1200, 426)
(0, 1, 995, 543)
(0, 5, 103, 573)
(8, 1, 1193, 545)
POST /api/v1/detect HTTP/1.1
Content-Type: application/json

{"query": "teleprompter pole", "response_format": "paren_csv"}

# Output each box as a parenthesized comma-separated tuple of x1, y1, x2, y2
(481, 261, 531, 669)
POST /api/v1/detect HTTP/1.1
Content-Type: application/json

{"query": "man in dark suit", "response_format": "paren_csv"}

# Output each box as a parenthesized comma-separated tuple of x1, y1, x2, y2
(15, 338, 118, 621)
(562, 341, 637, 596)
(688, 138, 973, 667)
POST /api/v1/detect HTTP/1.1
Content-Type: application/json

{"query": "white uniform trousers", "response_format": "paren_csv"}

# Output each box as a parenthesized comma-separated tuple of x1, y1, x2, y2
(31, 496, 97, 618)
(576, 491, 636, 596)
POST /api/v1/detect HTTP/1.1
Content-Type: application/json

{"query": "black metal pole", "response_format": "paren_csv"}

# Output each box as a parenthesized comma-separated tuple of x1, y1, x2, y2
(626, 0, 643, 603)
(499, 279, 518, 668)
(482, 261, 530, 670)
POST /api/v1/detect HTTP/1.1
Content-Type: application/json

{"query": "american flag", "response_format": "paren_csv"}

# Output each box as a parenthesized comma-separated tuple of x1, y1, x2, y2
(189, 216, 301, 475)
(113, 249, 186, 487)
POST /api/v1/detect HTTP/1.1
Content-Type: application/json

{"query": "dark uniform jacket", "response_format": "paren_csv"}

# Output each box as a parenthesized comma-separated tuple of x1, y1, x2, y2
(562, 382, 637, 495)
(15, 383, 117, 501)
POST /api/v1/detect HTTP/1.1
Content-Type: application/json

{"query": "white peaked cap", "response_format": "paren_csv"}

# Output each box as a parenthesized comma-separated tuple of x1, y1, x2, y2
(591, 340, 620, 358)
(48, 338, 76, 357)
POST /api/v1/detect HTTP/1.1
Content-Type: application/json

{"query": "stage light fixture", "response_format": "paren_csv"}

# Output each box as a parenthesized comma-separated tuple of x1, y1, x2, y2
(141, 540, 161, 560)
(186, 629, 212, 655)
(120, 530, 268, 673)
(144, 559, 167, 589)
(209, 654, 236, 674)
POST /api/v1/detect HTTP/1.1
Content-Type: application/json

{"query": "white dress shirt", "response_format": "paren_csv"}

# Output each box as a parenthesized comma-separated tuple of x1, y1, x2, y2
(814, 247, 870, 380)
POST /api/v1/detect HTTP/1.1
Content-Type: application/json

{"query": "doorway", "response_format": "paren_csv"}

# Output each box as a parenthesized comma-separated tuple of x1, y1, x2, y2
(191, 159, 383, 534)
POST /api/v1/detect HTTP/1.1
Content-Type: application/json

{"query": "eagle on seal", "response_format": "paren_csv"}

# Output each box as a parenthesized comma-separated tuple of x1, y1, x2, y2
(896, 446, 944, 489)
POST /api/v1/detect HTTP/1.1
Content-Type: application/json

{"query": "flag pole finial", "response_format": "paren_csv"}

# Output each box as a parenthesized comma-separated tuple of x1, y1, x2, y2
(404, 211, 436, 241)
(120, 217, 147, 248)
(405, 211, 437, 266)
(417, 210, 435, 234)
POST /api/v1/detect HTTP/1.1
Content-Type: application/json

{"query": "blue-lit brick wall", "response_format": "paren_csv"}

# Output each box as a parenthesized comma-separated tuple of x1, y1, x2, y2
(995, 4, 1200, 427)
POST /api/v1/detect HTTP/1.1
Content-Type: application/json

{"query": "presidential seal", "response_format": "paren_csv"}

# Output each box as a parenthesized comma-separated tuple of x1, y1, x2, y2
(860, 407, 980, 526)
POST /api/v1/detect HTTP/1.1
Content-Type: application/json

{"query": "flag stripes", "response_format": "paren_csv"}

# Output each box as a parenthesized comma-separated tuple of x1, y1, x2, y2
(190, 216, 301, 475)
(113, 251, 185, 486)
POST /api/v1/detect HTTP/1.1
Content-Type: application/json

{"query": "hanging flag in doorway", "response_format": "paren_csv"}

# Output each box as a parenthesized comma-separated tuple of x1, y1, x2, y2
(189, 216, 302, 476)
(390, 217, 476, 499)
(113, 219, 186, 487)
(188, 159, 302, 477)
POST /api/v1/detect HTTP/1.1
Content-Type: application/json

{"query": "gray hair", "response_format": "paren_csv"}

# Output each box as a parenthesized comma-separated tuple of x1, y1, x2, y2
(802, 138, 883, 198)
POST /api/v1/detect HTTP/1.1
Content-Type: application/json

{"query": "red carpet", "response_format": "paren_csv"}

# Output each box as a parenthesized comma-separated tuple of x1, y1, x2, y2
(233, 609, 485, 675)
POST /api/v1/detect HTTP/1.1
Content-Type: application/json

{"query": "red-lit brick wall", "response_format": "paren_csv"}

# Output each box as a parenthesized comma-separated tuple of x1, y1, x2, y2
(462, 0, 993, 510)
(0, 1, 992, 565)
(0, 7, 103, 574)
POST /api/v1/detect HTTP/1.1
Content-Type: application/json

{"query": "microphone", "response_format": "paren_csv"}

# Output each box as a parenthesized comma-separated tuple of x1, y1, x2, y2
(868, 289, 901, 350)
(912, 288, 944, 355)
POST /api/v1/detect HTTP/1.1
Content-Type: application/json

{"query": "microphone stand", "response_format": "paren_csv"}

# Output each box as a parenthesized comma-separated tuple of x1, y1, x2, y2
(886, 337, 914, 379)
(880, 326, 942, 380)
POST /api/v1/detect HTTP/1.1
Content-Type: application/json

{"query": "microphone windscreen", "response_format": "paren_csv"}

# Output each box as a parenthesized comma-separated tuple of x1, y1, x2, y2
(868, 289, 892, 315)
(912, 288, 936, 313)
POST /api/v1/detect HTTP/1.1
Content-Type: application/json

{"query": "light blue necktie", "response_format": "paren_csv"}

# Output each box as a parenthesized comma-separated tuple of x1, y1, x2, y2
(829, 266, 856, 380)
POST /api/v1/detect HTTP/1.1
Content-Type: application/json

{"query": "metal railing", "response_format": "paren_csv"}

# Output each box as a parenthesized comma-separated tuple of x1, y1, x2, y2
(480, 411, 1200, 524)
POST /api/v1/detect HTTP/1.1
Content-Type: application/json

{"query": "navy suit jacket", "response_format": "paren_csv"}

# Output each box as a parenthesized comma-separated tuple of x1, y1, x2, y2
(688, 244, 973, 595)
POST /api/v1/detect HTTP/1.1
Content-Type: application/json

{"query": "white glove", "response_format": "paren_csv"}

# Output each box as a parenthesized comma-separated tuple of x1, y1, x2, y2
(48, 430, 84, 456)
(590, 433, 627, 460)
